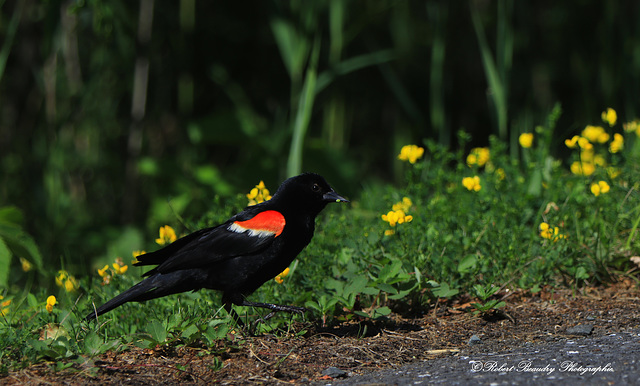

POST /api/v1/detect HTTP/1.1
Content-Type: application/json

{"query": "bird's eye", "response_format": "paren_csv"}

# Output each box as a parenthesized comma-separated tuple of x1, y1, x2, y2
(311, 183, 321, 192)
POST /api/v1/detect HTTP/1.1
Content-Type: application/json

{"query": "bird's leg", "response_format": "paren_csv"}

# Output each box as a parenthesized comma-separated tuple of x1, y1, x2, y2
(241, 300, 307, 323)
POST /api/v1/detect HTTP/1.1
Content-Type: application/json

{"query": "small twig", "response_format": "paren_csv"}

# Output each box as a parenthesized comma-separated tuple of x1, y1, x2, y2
(248, 343, 273, 366)
(381, 329, 423, 341)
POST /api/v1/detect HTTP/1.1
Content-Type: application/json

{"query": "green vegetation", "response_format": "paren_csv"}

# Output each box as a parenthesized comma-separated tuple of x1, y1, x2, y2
(1, 0, 640, 375)
(2, 105, 640, 373)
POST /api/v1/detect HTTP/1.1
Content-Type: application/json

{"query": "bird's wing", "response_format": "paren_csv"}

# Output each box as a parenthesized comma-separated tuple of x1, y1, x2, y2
(134, 210, 286, 276)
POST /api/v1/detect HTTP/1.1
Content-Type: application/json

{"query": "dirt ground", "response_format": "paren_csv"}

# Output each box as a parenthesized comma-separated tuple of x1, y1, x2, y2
(4, 280, 640, 385)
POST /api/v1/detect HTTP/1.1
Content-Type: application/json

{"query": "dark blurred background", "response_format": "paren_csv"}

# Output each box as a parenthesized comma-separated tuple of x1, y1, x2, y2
(1, 0, 638, 268)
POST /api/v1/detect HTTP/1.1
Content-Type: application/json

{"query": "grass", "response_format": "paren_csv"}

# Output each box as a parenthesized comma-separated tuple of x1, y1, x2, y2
(1, 107, 640, 374)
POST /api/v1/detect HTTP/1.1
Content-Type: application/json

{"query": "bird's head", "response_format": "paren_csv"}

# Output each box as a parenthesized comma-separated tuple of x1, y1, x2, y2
(271, 173, 349, 215)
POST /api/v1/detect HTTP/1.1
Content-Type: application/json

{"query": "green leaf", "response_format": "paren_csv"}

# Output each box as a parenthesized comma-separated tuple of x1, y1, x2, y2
(181, 323, 200, 340)
(204, 320, 229, 342)
(84, 331, 103, 356)
(325, 278, 345, 292)
(575, 266, 589, 280)
(315, 50, 396, 95)
(0, 206, 23, 225)
(270, 19, 308, 77)
(304, 300, 322, 312)
(361, 287, 380, 296)
(353, 310, 370, 318)
(388, 288, 413, 300)
(371, 306, 392, 318)
(432, 282, 459, 299)
(527, 168, 543, 197)
(377, 260, 402, 282)
(376, 282, 398, 295)
(0, 237, 11, 287)
(492, 300, 506, 309)
(146, 321, 167, 343)
(27, 293, 38, 308)
(344, 275, 368, 295)
(473, 284, 500, 300)
(413, 266, 422, 287)
(0, 206, 43, 272)
(457, 255, 478, 274)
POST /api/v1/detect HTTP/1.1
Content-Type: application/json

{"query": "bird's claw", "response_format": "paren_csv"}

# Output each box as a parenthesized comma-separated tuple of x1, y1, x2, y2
(254, 305, 307, 324)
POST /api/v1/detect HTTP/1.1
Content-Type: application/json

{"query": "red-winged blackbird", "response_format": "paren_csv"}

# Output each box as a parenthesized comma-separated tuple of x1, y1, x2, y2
(85, 173, 348, 321)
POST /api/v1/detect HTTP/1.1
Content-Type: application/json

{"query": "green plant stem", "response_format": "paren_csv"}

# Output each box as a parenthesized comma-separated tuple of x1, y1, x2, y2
(287, 36, 320, 177)
(470, 1, 512, 141)
(0, 0, 23, 83)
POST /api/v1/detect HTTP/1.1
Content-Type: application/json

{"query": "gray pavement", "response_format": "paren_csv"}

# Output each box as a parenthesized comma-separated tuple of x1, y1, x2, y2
(320, 331, 640, 385)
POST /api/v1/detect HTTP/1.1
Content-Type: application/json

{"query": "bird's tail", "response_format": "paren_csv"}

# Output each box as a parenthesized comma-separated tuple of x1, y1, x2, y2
(84, 271, 202, 321)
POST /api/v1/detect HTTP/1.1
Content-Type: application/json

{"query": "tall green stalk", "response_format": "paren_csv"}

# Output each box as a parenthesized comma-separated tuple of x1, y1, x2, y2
(0, 0, 23, 83)
(470, 0, 513, 141)
(427, 2, 448, 146)
(287, 37, 320, 177)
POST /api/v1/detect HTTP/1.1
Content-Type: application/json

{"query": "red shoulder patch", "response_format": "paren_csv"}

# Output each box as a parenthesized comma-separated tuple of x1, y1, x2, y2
(230, 210, 286, 237)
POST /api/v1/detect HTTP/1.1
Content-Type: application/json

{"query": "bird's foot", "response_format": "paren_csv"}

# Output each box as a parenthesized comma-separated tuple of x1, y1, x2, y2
(242, 301, 306, 324)
(225, 300, 307, 332)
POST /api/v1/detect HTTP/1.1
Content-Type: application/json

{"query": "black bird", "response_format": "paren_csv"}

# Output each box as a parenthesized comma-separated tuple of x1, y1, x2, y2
(85, 173, 348, 322)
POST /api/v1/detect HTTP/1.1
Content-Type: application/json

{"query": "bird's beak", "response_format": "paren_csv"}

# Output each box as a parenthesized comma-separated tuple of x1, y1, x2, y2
(323, 190, 349, 203)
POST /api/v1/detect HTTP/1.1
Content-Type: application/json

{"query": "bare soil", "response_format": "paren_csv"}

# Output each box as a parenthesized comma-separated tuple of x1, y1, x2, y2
(4, 280, 640, 385)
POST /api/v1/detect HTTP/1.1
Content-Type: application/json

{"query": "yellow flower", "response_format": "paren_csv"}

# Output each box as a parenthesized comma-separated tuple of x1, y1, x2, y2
(55, 270, 78, 292)
(495, 168, 506, 181)
(155, 225, 177, 245)
(609, 133, 623, 153)
(601, 108, 617, 127)
(382, 210, 399, 227)
(19, 257, 33, 272)
(570, 161, 595, 176)
(274, 267, 290, 284)
(1, 296, 11, 316)
(577, 136, 593, 150)
(398, 145, 425, 164)
(590, 181, 610, 197)
(466, 147, 490, 167)
(381, 210, 413, 227)
(623, 120, 640, 137)
(247, 181, 272, 206)
(462, 176, 482, 192)
(565, 135, 580, 149)
(582, 125, 609, 144)
(580, 147, 594, 162)
(112, 263, 128, 275)
(64, 277, 78, 293)
(46, 295, 57, 313)
(539, 222, 566, 242)
(132, 250, 146, 264)
(382, 200, 414, 235)
(519, 133, 534, 148)
(392, 197, 413, 212)
(98, 265, 109, 277)
(594, 154, 607, 167)
(55, 271, 66, 287)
